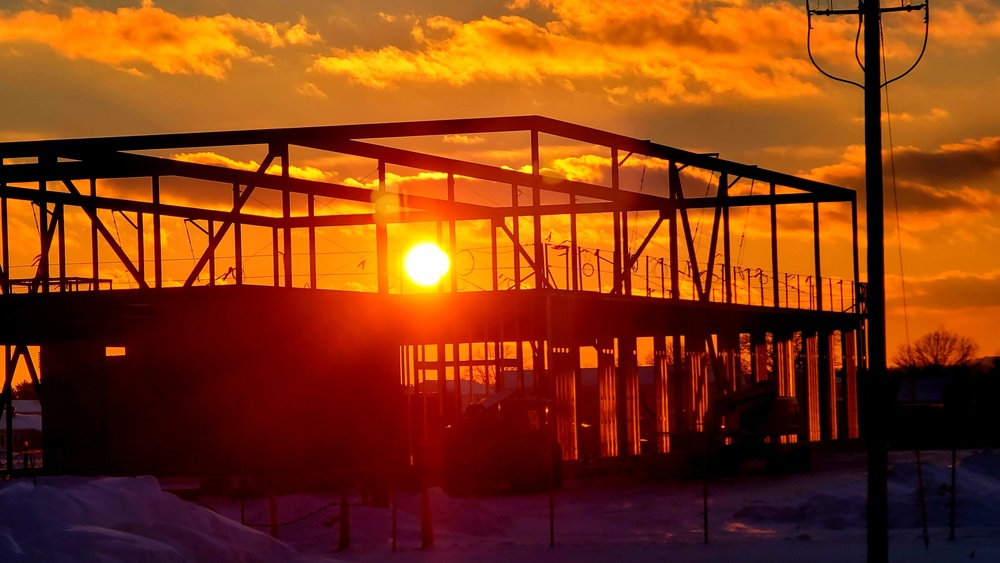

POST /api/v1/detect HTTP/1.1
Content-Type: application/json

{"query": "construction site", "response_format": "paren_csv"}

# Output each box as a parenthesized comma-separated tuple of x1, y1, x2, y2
(0, 116, 865, 489)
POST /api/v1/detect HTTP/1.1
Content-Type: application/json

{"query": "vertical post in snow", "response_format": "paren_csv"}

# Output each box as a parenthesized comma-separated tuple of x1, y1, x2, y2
(268, 495, 279, 539)
(420, 484, 434, 549)
(338, 489, 351, 551)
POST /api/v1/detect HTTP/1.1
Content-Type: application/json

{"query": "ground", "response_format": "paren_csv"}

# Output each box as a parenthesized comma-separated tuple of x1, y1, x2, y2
(3, 450, 1000, 562)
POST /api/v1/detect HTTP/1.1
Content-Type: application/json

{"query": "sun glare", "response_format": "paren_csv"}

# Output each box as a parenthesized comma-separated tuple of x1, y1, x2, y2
(404, 242, 450, 287)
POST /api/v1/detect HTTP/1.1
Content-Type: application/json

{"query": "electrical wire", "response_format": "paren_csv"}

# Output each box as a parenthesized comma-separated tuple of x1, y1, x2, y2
(880, 18, 911, 351)
(882, 2, 930, 89)
(882, 13, 928, 551)
(805, 0, 864, 89)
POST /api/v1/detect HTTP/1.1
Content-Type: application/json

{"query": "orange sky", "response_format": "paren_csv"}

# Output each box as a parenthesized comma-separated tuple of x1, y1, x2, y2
(2, 0, 1000, 360)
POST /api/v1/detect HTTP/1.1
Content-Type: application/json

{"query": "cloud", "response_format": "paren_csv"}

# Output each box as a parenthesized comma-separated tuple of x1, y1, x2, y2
(805, 138, 1000, 217)
(443, 134, 486, 145)
(173, 152, 337, 183)
(307, 0, 1000, 105)
(930, 1, 1000, 50)
(313, 0, 824, 104)
(896, 270, 1000, 311)
(891, 137, 1000, 188)
(296, 82, 327, 98)
(0, 1, 320, 78)
(850, 108, 950, 125)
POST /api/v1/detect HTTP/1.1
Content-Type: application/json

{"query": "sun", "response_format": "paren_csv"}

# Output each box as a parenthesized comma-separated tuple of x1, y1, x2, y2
(404, 242, 450, 287)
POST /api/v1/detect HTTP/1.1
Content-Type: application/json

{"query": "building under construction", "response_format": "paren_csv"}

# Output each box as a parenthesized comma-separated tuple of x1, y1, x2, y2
(0, 116, 864, 481)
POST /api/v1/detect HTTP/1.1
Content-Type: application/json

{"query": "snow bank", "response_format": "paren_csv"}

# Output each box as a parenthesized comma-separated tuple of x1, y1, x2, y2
(3, 451, 1000, 563)
(0, 476, 338, 563)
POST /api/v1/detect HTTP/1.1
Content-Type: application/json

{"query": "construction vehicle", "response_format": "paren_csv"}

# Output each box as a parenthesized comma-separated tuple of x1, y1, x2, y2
(442, 388, 562, 496)
(700, 380, 811, 475)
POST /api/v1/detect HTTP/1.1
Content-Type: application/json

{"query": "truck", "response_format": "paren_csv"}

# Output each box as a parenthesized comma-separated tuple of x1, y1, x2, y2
(442, 387, 562, 496)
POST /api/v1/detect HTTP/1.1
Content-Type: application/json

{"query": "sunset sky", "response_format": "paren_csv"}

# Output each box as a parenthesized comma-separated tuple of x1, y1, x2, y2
(2, 0, 1000, 359)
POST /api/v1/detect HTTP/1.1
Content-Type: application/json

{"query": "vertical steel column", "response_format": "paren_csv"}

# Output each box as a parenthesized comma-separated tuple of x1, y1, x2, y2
(844, 329, 860, 439)
(671, 335, 685, 433)
(654, 336, 670, 453)
(272, 228, 280, 287)
(723, 180, 732, 304)
(232, 182, 242, 286)
(852, 197, 861, 313)
(377, 161, 389, 294)
(618, 336, 640, 456)
(136, 212, 144, 287)
(0, 159, 5, 293)
(55, 205, 66, 289)
(770, 183, 780, 307)
(38, 172, 49, 293)
(751, 332, 769, 383)
(550, 344, 578, 460)
(814, 201, 823, 311)
(687, 340, 707, 431)
(448, 174, 458, 293)
(819, 330, 839, 440)
(490, 219, 499, 292)
(1, 194, 8, 294)
(511, 184, 521, 289)
(669, 163, 680, 300)
(3, 346, 12, 471)
(280, 145, 293, 288)
(515, 339, 525, 390)
(718, 332, 739, 394)
(775, 335, 796, 397)
(208, 221, 216, 285)
(597, 339, 617, 458)
(437, 343, 448, 427)
(91, 179, 99, 288)
(152, 177, 162, 288)
(611, 148, 622, 294)
(570, 192, 579, 291)
(775, 334, 798, 444)
(530, 131, 544, 289)
(308, 193, 317, 289)
(804, 332, 822, 442)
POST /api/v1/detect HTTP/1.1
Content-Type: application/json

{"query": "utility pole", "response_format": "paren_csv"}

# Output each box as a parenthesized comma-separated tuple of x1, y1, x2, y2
(805, 2, 929, 562)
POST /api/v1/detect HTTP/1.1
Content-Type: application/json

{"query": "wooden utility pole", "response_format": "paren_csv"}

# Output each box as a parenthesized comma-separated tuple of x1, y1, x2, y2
(862, 2, 889, 560)
(806, 2, 930, 561)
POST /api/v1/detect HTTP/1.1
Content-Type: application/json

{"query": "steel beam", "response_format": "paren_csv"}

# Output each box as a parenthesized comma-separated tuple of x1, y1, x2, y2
(62, 180, 148, 289)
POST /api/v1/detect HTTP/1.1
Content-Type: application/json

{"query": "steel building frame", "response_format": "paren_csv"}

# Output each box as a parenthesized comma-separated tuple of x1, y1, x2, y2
(0, 116, 864, 473)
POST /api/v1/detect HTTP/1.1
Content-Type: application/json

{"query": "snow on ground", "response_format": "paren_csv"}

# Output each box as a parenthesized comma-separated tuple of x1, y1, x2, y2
(3, 450, 1000, 562)
(0, 476, 338, 563)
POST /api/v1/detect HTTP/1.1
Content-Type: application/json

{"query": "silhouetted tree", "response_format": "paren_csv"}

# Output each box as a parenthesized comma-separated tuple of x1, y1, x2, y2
(892, 328, 979, 371)
(11, 381, 38, 400)
(470, 343, 515, 395)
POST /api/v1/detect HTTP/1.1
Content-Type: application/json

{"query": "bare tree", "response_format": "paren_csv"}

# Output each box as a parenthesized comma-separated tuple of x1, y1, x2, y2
(469, 343, 516, 396)
(892, 328, 980, 370)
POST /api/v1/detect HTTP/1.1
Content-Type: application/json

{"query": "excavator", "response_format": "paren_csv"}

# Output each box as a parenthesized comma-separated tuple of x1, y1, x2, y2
(442, 387, 562, 496)
(700, 380, 812, 475)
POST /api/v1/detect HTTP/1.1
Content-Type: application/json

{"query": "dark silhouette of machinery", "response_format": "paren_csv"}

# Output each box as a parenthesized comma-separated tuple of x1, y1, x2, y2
(442, 388, 562, 496)
(701, 381, 811, 475)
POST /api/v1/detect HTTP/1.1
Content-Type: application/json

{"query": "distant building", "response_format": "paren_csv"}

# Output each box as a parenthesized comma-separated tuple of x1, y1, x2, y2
(0, 399, 42, 452)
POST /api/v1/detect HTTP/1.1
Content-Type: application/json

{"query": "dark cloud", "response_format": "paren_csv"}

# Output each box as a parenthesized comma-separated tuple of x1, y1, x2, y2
(897, 273, 1000, 310)
(893, 138, 1000, 188)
